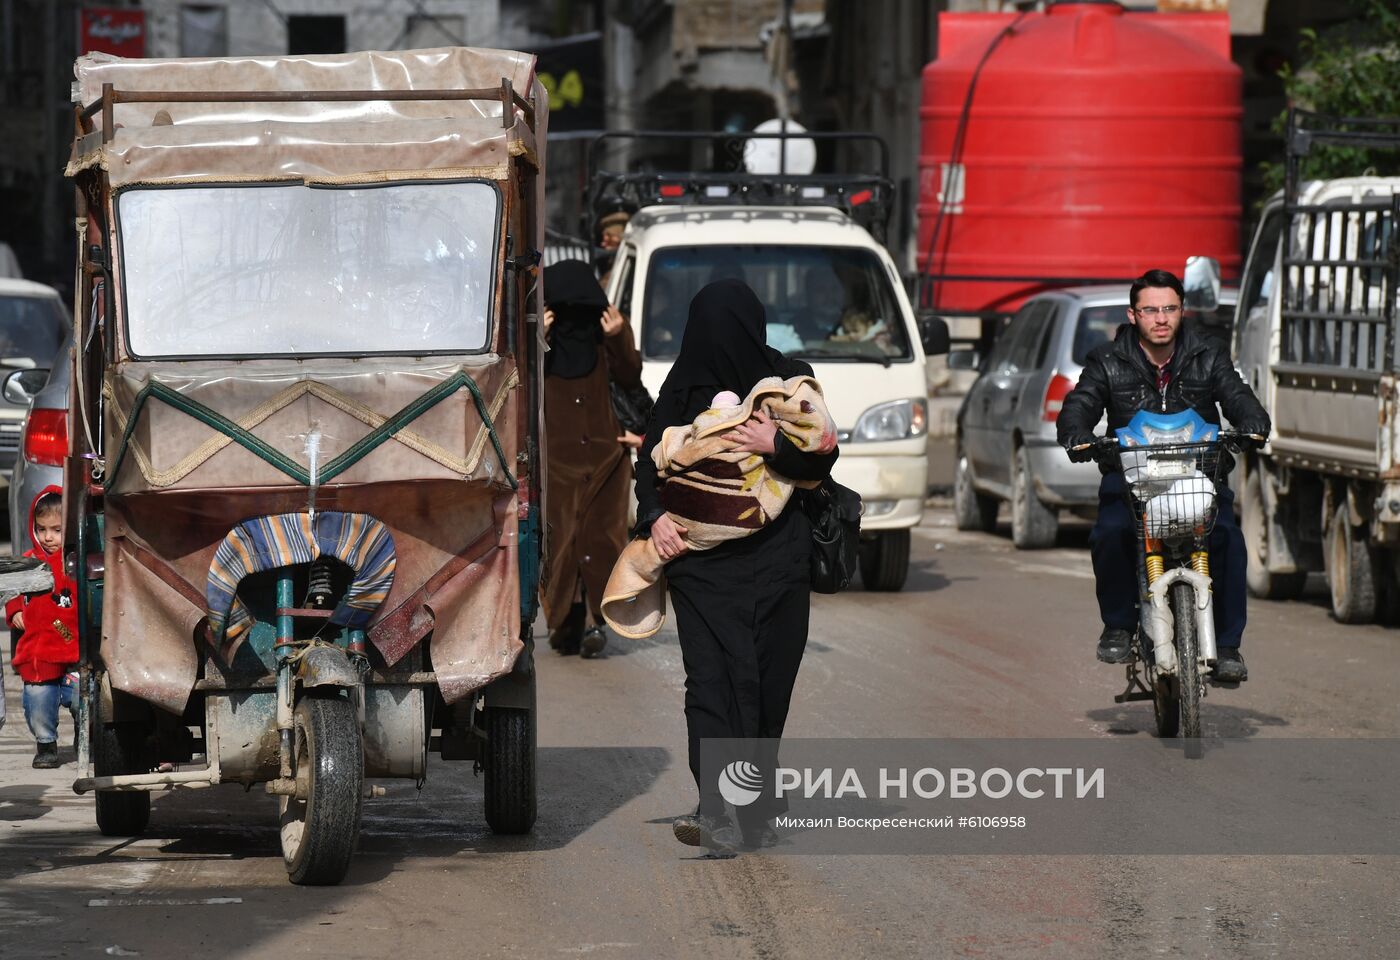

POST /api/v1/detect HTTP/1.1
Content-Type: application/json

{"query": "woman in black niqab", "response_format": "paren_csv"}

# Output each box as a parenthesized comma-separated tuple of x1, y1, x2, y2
(634, 278, 839, 853)
(543, 259, 609, 379)
(660, 278, 792, 396)
(540, 259, 643, 658)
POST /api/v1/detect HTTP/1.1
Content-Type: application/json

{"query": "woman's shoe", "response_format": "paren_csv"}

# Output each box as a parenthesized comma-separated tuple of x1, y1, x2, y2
(673, 813, 740, 853)
(580, 625, 608, 659)
(741, 822, 781, 850)
(32, 741, 60, 769)
(548, 603, 585, 656)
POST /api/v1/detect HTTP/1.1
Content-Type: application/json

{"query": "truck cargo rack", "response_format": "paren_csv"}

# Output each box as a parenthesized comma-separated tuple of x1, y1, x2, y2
(1281, 110, 1400, 374)
(585, 130, 893, 242)
(1285, 110, 1400, 205)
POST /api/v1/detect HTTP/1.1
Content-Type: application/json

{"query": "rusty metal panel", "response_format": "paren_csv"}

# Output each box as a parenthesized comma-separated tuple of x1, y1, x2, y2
(426, 512, 523, 705)
(102, 537, 204, 716)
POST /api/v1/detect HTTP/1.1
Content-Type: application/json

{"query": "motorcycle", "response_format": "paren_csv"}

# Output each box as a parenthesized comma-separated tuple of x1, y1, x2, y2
(1089, 410, 1256, 759)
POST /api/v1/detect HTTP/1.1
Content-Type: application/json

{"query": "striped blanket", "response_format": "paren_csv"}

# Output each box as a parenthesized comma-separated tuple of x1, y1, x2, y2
(207, 511, 396, 661)
(601, 375, 836, 639)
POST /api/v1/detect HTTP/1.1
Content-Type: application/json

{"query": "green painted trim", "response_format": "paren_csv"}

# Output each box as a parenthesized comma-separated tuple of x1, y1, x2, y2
(105, 372, 516, 490)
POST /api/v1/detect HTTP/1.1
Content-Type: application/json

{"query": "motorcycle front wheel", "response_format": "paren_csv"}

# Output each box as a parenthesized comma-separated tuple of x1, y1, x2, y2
(1169, 580, 1203, 758)
(1151, 673, 1180, 740)
(279, 693, 364, 885)
(1141, 624, 1183, 738)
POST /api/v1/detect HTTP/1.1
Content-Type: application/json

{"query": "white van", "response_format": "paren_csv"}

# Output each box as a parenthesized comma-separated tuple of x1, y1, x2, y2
(606, 203, 941, 590)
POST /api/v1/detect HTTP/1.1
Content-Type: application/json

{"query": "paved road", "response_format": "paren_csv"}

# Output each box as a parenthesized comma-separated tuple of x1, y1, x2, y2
(2, 507, 1397, 959)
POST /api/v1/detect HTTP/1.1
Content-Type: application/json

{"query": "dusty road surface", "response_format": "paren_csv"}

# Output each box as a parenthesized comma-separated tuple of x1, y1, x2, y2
(2, 505, 1397, 959)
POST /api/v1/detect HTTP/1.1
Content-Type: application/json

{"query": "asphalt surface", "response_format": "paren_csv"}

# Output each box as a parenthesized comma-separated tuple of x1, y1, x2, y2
(2, 506, 1398, 959)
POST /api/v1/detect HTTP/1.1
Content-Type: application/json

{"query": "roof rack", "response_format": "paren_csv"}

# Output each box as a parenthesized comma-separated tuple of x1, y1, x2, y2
(1285, 109, 1400, 205)
(585, 130, 893, 242)
(78, 79, 535, 143)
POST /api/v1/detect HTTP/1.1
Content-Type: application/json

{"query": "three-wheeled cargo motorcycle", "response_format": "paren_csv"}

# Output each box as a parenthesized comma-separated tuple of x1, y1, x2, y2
(59, 46, 548, 884)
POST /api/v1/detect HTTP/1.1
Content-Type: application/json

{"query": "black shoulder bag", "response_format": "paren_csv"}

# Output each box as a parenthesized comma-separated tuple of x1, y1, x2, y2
(802, 478, 862, 594)
(610, 380, 655, 435)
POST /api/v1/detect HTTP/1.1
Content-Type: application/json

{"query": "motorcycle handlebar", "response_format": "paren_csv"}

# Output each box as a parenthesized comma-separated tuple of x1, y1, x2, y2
(1069, 431, 1266, 462)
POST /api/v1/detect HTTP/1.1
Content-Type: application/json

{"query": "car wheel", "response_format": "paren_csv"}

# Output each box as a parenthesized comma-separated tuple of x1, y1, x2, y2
(859, 530, 911, 592)
(953, 447, 998, 533)
(1010, 445, 1057, 549)
(1241, 459, 1306, 600)
(1325, 498, 1376, 624)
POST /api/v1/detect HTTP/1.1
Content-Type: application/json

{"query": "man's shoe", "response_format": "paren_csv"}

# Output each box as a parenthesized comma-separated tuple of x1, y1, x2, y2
(673, 813, 740, 853)
(32, 741, 60, 769)
(1213, 647, 1248, 683)
(580, 625, 608, 659)
(1096, 627, 1135, 664)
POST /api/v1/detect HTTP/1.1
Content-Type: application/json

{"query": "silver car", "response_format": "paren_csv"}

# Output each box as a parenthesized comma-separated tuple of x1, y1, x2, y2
(0, 280, 69, 482)
(950, 284, 1236, 549)
(7, 331, 71, 554)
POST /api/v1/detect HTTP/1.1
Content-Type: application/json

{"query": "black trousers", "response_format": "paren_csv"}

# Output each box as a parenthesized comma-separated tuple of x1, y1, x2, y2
(666, 508, 812, 822)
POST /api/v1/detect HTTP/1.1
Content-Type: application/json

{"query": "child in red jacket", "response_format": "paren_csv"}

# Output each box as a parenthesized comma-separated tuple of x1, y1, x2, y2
(8, 488, 78, 769)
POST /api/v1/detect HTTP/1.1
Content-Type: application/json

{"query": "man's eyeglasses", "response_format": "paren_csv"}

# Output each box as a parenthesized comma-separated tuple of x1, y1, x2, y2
(1134, 304, 1181, 317)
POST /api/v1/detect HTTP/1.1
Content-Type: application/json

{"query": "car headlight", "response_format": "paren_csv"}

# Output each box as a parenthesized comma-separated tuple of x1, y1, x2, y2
(852, 398, 927, 442)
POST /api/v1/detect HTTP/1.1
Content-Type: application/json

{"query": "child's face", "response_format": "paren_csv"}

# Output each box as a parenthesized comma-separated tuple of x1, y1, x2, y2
(34, 509, 62, 554)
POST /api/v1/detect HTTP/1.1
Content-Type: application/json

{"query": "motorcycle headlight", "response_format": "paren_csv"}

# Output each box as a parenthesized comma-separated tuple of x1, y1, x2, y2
(852, 398, 927, 443)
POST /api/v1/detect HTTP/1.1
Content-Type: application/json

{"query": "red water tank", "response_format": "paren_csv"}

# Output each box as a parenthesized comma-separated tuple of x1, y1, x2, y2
(917, 2, 1241, 314)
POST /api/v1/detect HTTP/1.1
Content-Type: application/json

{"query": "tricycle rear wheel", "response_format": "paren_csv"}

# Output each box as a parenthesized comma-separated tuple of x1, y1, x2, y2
(279, 694, 363, 885)
(484, 669, 536, 835)
(93, 723, 151, 837)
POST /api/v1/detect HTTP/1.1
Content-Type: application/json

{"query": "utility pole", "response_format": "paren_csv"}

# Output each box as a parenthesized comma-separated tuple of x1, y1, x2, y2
(778, 0, 793, 175)
(42, 0, 59, 280)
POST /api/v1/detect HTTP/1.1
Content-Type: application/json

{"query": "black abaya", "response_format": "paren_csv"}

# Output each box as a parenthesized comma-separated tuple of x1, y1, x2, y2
(635, 279, 838, 824)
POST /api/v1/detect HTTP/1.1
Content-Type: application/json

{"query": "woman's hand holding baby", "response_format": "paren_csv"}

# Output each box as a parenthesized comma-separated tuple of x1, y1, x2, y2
(724, 409, 779, 455)
(650, 513, 689, 561)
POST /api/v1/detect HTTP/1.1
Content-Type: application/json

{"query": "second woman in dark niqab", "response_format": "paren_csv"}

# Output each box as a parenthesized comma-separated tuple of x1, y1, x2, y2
(543, 260, 608, 378)
(634, 279, 839, 852)
(541, 259, 642, 658)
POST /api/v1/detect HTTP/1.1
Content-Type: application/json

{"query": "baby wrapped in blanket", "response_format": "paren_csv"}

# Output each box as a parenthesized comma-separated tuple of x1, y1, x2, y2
(601, 375, 837, 639)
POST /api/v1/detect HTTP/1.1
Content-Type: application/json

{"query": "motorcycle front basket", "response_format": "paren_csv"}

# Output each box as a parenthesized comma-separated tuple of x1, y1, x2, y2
(1117, 441, 1224, 541)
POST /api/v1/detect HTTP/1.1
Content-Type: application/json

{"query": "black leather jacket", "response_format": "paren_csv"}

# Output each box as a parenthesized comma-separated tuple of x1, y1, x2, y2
(1057, 323, 1270, 471)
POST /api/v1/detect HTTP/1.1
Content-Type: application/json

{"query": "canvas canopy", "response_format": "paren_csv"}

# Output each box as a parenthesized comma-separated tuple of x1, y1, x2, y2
(68, 47, 545, 187)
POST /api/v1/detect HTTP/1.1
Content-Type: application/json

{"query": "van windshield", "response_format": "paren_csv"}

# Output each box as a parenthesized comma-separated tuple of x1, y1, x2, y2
(0, 294, 66, 368)
(117, 181, 498, 358)
(641, 245, 912, 362)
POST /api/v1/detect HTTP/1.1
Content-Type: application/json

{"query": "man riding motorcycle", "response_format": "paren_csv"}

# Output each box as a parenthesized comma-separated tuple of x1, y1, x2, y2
(1057, 269, 1270, 683)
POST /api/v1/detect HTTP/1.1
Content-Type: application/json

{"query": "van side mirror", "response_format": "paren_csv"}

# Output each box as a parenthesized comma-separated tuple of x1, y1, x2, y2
(946, 349, 980, 371)
(917, 312, 951, 356)
(1184, 255, 1221, 312)
(3, 368, 48, 405)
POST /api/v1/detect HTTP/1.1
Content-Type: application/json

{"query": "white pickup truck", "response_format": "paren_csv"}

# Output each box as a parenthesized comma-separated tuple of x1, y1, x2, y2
(593, 132, 948, 590)
(1233, 113, 1400, 622)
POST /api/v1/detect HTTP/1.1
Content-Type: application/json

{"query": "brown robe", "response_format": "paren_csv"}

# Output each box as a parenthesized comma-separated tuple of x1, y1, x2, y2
(541, 321, 642, 628)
